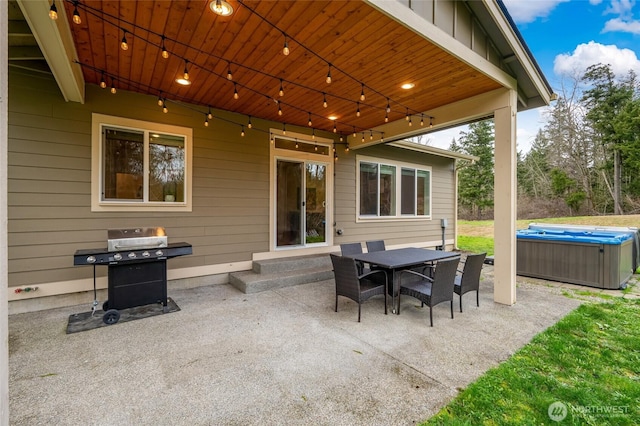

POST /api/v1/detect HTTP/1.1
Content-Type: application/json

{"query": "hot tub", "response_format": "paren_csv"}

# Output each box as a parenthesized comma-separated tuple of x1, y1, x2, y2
(516, 227, 634, 289)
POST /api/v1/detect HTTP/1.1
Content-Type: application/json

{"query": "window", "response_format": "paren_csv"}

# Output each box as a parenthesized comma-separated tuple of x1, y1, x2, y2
(91, 114, 192, 212)
(357, 156, 431, 219)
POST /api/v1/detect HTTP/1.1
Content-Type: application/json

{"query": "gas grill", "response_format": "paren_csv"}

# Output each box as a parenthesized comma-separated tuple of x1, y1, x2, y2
(74, 227, 192, 325)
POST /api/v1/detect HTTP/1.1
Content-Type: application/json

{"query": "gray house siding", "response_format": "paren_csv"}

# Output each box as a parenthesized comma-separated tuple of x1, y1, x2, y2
(333, 143, 455, 248)
(8, 67, 458, 307)
(8, 68, 272, 291)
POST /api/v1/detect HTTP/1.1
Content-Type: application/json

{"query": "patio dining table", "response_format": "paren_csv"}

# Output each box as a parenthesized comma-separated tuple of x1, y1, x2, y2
(346, 247, 460, 314)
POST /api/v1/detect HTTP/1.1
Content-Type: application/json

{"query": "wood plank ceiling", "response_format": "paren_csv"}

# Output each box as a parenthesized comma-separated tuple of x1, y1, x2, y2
(63, 0, 501, 137)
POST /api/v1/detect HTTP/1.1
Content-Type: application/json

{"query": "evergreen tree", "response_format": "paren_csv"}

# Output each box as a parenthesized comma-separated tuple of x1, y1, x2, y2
(456, 120, 495, 219)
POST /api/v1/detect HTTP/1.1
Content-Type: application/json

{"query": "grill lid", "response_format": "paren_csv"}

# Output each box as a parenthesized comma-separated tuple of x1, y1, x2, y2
(107, 227, 168, 252)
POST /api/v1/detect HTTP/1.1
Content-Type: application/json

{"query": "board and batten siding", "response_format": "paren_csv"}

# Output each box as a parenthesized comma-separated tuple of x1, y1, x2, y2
(333, 143, 456, 249)
(8, 68, 276, 294)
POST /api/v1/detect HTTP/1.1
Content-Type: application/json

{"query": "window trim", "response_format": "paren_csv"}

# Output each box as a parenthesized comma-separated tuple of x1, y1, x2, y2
(91, 113, 193, 212)
(356, 155, 432, 221)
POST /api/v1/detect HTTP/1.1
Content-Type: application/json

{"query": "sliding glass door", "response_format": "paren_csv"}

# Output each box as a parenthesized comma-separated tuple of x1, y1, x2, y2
(276, 159, 327, 248)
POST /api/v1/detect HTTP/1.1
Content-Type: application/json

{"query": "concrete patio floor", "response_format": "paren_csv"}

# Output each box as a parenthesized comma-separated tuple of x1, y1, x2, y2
(9, 265, 635, 425)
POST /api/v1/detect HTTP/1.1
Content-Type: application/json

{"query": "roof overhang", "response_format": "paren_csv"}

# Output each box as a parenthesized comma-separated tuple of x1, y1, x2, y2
(385, 140, 479, 163)
(15, 0, 551, 141)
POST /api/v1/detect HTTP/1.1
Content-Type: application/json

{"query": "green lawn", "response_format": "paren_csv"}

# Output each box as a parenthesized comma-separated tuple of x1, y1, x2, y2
(434, 217, 640, 424)
(457, 235, 494, 256)
(423, 296, 640, 425)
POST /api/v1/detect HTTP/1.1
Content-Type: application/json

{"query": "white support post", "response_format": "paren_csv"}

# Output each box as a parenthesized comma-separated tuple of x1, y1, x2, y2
(1, 0, 9, 421)
(493, 90, 518, 305)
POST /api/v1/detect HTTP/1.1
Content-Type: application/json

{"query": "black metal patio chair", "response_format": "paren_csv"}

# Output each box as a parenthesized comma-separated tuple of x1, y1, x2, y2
(454, 252, 487, 312)
(397, 256, 460, 326)
(330, 254, 388, 322)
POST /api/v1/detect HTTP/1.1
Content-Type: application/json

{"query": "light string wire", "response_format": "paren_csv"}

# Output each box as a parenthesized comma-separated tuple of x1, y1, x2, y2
(66, 1, 412, 138)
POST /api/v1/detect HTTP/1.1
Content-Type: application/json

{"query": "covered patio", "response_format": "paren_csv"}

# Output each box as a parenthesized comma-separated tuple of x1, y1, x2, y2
(2, 0, 554, 419)
(8, 265, 583, 425)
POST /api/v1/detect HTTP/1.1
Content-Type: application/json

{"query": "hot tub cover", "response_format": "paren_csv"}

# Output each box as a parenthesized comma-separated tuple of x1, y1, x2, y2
(516, 229, 633, 245)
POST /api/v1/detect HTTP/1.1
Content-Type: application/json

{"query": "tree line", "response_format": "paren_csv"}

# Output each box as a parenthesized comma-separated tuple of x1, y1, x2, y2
(450, 63, 640, 220)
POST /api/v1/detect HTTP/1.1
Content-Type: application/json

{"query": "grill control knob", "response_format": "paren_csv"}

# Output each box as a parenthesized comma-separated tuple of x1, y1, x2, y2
(113, 253, 122, 261)
(155, 250, 164, 257)
(142, 251, 150, 258)
(128, 252, 136, 259)
(87, 256, 96, 264)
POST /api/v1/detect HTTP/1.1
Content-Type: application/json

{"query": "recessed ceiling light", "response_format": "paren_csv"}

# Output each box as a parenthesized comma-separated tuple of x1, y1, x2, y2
(328, 115, 338, 121)
(401, 83, 415, 90)
(176, 78, 191, 86)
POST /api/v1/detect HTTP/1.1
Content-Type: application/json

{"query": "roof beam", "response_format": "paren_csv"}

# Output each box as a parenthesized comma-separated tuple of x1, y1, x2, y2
(349, 88, 512, 149)
(16, 0, 84, 103)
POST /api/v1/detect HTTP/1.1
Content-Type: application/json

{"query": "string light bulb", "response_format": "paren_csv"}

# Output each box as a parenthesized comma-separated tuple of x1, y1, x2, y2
(360, 84, 365, 101)
(227, 64, 233, 81)
(308, 113, 312, 127)
(282, 123, 286, 135)
(361, 133, 365, 143)
(161, 36, 169, 59)
(333, 122, 337, 133)
(240, 126, 245, 137)
(405, 108, 410, 121)
(162, 100, 168, 113)
(277, 101, 282, 116)
(204, 117, 209, 127)
(356, 102, 360, 117)
(282, 35, 290, 56)
(233, 83, 239, 99)
(420, 114, 425, 126)
(385, 112, 389, 123)
(49, 1, 58, 20)
(409, 116, 412, 127)
(100, 72, 107, 89)
(345, 143, 350, 152)
(207, 107, 213, 120)
(279, 79, 284, 97)
(322, 93, 328, 108)
(326, 64, 332, 84)
(295, 139, 299, 149)
(352, 127, 357, 138)
(110, 79, 116, 94)
(386, 98, 391, 113)
(157, 94, 163, 106)
(247, 116, 252, 129)
(72, 1, 81, 25)
(429, 117, 433, 128)
(183, 61, 190, 81)
(370, 130, 373, 140)
(120, 30, 128, 51)
(312, 129, 316, 140)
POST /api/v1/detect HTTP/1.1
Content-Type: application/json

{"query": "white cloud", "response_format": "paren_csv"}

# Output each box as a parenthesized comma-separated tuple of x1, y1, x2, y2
(603, 0, 635, 16)
(553, 41, 640, 77)
(602, 17, 640, 33)
(502, 0, 570, 23)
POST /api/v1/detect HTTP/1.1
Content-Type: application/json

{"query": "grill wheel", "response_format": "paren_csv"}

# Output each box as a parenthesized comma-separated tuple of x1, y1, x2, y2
(103, 309, 120, 325)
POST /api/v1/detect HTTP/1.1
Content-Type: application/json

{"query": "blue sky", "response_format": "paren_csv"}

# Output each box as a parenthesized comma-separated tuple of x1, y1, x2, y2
(428, 0, 640, 153)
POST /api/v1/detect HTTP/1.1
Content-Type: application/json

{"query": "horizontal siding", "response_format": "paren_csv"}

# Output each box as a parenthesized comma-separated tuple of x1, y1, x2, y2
(8, 68, 273, 288)
(8, 67, 457, 291)
(334, 144, 455, 248)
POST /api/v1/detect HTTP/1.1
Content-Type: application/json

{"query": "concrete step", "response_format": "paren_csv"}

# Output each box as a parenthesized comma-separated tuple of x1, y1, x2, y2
(230, 266, 334, 294)
(252, 253, 332, 274)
